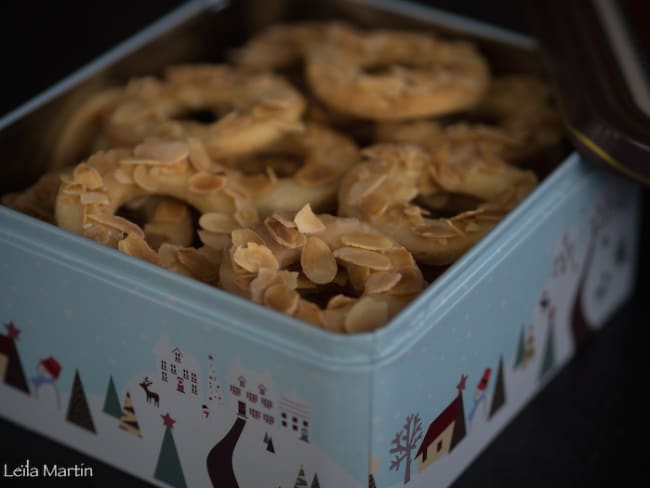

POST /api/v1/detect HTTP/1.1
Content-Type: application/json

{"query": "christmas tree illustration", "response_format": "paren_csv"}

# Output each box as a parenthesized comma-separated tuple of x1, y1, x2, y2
(514, 326, 525, 368)
(294, 465, 308, 487)
(154, 413, 187, 488)
(539, 317, 556, 380)
(311, 473, 320, 488)
(0, 321, 30, 393)
(119, 391, 142, 437)
(103, 375, 122, 419)
(369, 474, 377, 488)
(266, 437, 275, 454)
(489, 356, 506, 419)
(65, 369, 96, 433)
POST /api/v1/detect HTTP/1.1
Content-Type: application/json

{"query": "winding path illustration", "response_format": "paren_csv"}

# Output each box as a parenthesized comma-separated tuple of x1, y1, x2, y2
(206, 416, 246, 487)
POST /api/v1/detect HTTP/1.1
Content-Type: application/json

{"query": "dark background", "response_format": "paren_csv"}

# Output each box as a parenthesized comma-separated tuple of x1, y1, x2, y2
(0, 1, 647, 487)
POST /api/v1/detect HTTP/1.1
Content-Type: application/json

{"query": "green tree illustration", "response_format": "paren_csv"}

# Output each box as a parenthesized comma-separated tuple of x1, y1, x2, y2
(102, 375, 122, 419)
(154, 413, 187, 488)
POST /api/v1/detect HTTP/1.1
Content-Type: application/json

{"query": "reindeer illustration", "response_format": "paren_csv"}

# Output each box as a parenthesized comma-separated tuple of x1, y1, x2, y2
(139, 376, 160, 407)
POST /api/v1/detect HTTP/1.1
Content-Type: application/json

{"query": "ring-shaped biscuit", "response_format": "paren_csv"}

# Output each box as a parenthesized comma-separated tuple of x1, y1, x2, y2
(219, 205, 426, 333)
(306, 25, 490, 120)
(225, 122, 359, 216)
(54, 138, 258, 250)
(375, 75, 562, 162)
(103, 65, 306, 159)
(338, 144, 537, 265)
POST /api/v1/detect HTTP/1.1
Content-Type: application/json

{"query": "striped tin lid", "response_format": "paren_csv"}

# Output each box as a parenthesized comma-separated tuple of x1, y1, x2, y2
(530, 0, 650, 186)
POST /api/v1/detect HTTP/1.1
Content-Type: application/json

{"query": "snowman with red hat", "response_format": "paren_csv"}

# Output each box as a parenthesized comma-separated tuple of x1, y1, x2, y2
(467, 367, 492, 430)
(31, 356, 63, 409)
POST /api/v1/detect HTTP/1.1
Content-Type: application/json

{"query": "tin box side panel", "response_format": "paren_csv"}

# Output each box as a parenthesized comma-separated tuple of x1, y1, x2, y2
(0, 219, 371, 487)
(370, 160, 640, 488)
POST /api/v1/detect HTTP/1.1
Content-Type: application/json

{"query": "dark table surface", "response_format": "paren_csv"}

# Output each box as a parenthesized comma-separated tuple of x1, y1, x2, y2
(1, 1, 648, 487)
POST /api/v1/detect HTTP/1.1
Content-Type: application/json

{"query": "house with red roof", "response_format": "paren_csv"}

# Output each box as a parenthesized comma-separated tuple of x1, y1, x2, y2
(415, 375, 467, 472)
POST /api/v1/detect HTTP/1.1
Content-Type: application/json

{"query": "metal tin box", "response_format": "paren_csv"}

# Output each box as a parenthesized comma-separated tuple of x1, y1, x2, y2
(0, 1, 641, 487)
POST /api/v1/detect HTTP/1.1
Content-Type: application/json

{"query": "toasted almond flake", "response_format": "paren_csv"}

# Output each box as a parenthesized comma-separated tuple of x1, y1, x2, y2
(198, 230, 232, 250)
(465, 221, 481, 233)
(233, 242, 279, 273)
(332, 268, 348, 286)
(296, 274, 318, 289)
(80, 191, 109, 206)
(346, 262, 371, 291)
(300, 237, 337, 285)
(134, 139, 188, 166)
(360, 191, 391, 217)
(264, 282, 299, 314)
(60, 183, 84, 195)
(294, 162, 338, 187)
(133, 165, 159, 192)
(152, 199, 190, 223)
(341, 232, 393, 251)
(187, 137, 215, 172)
(327, 294, 356, 310)
(333, 246, 391, 270)
(119, 158, 164, 166)
(389, 267, 426, 295)
(416, 220, 458, 238)
(344, 297, 389, 333)
(249, 268, 280, 302)
(265, 166, 279, 185)
(365, 271, 402, 295)
(234, 205, 258, 227)
(118, 233, 160, 265)
(113, 166, 134, 184)
(83, 224, 116, 246)
(176, 247, 219, 282)
(383, 248, 416, 267)
(87, 213, 145, 238)
(158, 243, 182, 267)
(278, 270, 298, 290)
(189, 172, 226, 194)
(294, 204, 326, 234)
(231, 228, 265, 247)
(345, 172, 387, 205)
(199, 213, 239, 234)
(265, 217, 307, 248)
(273, 213, 297, 228)
(294, 299, 328, 328)
(73, 164, 103, 190)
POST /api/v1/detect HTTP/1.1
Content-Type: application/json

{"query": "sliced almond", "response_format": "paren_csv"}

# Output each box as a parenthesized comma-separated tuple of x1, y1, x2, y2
(273, 212, 298, 228)
(113, 166, 134, 185)
(119, 158, 164, 166)
(249, 268, 280, 302)
(333, 246, 391, 270)
(294, 162, 338, 187)
(301, 237, 337, 285)
(80, 191, 109, 206)
(118, 233, 160, 265)
(341, 232, 393, 251)
(198, 230, 232, 250)
(176, 247, 219, 283)
(294, 299, 328, 329)
(158, 243, 182, 267)
(60, 183, 84, 195)
(389, 267, 426, 295)
(232, 243, 279, 273)
(86, 213, 145, 238)
(296, 274, 318, 289)
(344, 297, 389, 333)
(231, 228, 265, 247)
(346, 262, 371, 292)
(294, 204, 326, 234)
(188, 137, 219, 172)
(233, 205, 258, 228)
(265, 217, 307, 248)
(189, 172, 226, 194)
(73, 164, 103, 190)
(83, 224, 117, 246)
(345, 172, 387, 205)
(364, 271, 402, 295)
(383, 247, 416, 267)
(263, 282, 299, 315)
(360, 191, 391, 217)
(199, 213, 239, 234)
(416, 220, 459, 238)
(133, 165, 159, 192)
(134, 139, 189, 166)
(327, 294, 356, 310)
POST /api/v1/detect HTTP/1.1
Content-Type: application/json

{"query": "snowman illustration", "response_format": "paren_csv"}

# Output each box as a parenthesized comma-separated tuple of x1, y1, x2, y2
(30, 356, 62, 409)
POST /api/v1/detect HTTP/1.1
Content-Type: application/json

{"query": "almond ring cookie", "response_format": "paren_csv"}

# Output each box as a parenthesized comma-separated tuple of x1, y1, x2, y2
(375, 75, 562, 162)
(338, 144, 538, 265)
(103, 65, 306, 159)
(54, 138, 258, 252)
(305, 25, 490, 120)
(219, 204, 427, 334)
(224, 122, 359, 216)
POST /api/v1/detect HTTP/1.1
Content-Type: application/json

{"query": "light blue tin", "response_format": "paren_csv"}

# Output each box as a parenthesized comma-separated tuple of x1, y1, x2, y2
(0, 1, 641, 487)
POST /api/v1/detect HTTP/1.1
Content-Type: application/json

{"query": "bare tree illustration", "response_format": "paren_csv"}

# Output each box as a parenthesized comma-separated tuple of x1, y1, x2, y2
(389, 412, 423, 484)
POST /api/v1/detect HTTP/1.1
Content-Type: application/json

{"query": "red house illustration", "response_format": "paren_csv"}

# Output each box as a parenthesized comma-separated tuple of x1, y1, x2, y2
(228, 374, 276, 425)
(159, 347, 199, 396)
(415, 375, 467, 472)
(0, 322, 30, 394)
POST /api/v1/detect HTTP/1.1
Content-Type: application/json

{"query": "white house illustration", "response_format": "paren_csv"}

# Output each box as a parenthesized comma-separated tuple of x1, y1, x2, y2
(159, 346, 199, 396)
(227, 358, 277, 426)
(279, 392, 310, 442)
